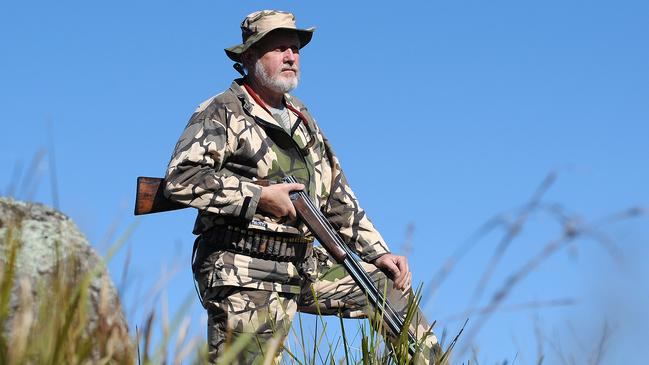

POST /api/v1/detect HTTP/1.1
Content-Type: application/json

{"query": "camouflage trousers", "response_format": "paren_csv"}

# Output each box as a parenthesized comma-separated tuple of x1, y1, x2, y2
(198, 247, 441, 364)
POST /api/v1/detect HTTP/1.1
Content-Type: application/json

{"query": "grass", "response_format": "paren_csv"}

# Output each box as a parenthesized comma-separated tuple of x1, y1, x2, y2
(2, 148, 455, 364)
(1, 168, 645, 364)
(0, 204, 134, 364)
(0, 202, 453, 364)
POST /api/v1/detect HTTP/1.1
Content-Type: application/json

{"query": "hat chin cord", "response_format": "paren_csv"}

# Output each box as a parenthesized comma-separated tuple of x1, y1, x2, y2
(234, 63, 246, 76)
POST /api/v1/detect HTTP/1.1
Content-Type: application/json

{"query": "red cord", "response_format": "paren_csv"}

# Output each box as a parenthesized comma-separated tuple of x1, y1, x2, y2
(242, 82, 309, 127)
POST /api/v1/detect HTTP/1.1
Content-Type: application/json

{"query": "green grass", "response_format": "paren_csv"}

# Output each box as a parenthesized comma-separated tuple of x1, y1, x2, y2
(0, 211, 455, 365)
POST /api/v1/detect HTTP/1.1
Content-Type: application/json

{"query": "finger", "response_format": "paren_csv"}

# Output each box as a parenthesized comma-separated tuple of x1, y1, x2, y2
(398, 271, 408, 290)
(381, 259, 400, 281)
(395, 268, 405, 289)
(394, 257, 408, 282)
(284, 183, 305, 192)
(393, 270, 406, 290)
(396, 256, 409, 276)
(398, 257, 410, 284)
(287, 204, 297, 222)
(404, 272, 412, 291)
(402, 271, 411, 290)
(270, 203, 284, 218)
(403, 258, 410, 277)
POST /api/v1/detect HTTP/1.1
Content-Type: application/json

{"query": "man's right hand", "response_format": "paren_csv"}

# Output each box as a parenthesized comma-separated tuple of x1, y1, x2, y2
(257, 183, 305, 221)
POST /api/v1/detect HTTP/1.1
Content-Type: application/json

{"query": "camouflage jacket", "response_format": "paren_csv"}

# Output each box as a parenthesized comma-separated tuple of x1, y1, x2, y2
(164, 79, 390, 293)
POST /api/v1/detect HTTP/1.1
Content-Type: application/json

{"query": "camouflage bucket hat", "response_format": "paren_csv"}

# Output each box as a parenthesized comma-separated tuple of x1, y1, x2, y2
(225, 10, 315, 63)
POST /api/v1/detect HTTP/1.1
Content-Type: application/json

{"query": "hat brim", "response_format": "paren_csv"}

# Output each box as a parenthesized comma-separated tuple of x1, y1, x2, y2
(225, 27, 315, 63)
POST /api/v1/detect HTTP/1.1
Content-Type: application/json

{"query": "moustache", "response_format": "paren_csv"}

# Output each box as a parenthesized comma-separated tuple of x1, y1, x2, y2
(281, 66, 298, 73)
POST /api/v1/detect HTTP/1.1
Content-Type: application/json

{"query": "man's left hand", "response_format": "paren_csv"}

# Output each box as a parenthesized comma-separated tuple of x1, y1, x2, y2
(372, 253, 411, 291)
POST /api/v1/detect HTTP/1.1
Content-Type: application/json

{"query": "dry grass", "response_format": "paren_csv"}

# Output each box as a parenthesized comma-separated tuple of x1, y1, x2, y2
(419, 171, 646, 363)
(0, 209, 453, 364)
(2, 155, 645, 364)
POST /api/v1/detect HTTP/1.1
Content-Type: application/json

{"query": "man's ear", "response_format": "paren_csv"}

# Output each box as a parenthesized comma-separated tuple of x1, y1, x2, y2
(241, 49, 256, 72)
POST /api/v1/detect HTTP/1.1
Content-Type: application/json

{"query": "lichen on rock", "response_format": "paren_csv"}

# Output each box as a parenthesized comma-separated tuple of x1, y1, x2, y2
(0, 197, 133, 363)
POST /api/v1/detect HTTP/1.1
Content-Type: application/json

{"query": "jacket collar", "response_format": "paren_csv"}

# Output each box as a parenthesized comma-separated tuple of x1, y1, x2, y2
(229, 78, 300, 131)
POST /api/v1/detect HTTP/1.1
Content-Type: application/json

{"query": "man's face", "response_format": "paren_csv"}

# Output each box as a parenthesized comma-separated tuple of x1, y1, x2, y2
(249, 30, 301, 93)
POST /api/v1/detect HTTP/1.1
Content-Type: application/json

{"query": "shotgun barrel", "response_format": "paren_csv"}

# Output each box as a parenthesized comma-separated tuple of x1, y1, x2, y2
(283, 175, 419, 357)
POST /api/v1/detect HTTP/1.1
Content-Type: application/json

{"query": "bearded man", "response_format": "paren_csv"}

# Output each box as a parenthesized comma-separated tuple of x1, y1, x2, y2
(164, 10, 441, 364)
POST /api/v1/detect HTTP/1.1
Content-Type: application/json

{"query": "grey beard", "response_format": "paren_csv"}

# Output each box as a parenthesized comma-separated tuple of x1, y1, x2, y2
(254, 59, 299, 94)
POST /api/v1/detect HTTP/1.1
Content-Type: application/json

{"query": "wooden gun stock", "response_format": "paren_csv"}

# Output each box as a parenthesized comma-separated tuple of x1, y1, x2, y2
(134, 177, 273, 216)
(134, 177, 186, 215)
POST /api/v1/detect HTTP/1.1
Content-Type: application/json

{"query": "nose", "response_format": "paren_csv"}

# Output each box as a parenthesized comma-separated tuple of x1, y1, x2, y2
(283, 48, 296, 63)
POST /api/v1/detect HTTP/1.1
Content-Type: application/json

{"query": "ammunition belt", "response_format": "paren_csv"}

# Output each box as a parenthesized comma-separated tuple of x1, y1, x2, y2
(203, 225, 314, 262)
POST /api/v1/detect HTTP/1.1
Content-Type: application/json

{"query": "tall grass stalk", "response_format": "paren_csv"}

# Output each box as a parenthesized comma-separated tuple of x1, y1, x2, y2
(0, 213, 136, 364)
(0, 212, 204, 365)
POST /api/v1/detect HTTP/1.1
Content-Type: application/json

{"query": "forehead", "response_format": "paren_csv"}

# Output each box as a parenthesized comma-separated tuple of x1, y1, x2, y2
(255, 30, 300, 50)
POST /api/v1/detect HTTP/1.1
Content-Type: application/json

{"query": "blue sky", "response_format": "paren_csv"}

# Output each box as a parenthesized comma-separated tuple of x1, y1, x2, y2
(1, 1, 648, 363)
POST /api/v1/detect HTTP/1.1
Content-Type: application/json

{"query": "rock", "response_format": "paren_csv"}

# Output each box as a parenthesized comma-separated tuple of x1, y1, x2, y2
(0, 197, 132, 362)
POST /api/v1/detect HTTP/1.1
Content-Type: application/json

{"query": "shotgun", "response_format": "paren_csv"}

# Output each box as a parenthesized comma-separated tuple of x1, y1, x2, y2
(282, 175, 420, 356)
(133, 175, 422, 356)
